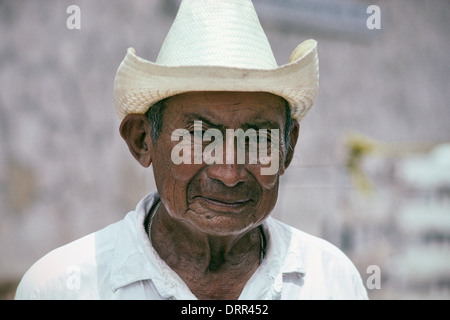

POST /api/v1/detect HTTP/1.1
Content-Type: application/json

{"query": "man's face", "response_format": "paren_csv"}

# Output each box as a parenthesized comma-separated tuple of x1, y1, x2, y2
(150, 91, 293, 236)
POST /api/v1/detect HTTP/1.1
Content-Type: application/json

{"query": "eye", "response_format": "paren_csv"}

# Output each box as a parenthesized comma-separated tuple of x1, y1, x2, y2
(245, 134, 259, 145)
(189, 128, 207, 139)
(187, 122, 207, 137)
(257, 131, 272, 144)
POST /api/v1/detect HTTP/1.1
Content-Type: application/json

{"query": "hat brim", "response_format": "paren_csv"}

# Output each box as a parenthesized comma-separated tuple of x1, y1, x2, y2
(114, 39, 319, 121)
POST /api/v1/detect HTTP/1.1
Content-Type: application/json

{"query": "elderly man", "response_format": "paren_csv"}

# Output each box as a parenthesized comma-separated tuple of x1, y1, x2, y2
(16, 0, 367, 300)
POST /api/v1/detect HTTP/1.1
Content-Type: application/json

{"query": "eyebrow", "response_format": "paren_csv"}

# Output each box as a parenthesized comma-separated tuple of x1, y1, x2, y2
(184, 113, 280, 131)
(242, 120, 280, 131)
(184, 113, 225, 130)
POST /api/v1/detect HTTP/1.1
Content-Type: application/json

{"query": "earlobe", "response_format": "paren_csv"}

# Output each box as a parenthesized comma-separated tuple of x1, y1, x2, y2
(281, 121, 300, 175)
(119, 114, 153, 167)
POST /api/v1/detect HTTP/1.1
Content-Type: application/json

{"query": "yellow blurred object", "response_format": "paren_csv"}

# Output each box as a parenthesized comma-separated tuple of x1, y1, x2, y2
(344, 132, 379, 196)
(344, 131, 440, 195)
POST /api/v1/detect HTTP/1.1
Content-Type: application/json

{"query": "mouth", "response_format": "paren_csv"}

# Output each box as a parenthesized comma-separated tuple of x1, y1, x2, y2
(193, 196, 252, 213)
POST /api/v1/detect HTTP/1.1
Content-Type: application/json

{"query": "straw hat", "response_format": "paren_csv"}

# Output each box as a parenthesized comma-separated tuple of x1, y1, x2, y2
(113, 0, 319, 121)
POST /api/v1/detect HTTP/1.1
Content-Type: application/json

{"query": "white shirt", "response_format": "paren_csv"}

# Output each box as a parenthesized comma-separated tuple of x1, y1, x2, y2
(15, 192, 368, 300)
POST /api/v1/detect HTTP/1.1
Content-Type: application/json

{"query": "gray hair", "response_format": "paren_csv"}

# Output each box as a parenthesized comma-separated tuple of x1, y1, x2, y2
(145, 98, 167, 146)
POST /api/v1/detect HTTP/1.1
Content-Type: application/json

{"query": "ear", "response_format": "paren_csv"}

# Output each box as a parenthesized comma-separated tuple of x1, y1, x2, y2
(119, 114, 153, 167)
(280, 121, 300, 175)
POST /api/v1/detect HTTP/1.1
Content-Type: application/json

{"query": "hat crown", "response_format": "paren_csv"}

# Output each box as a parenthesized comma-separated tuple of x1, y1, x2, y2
(156, 0, 278, 70)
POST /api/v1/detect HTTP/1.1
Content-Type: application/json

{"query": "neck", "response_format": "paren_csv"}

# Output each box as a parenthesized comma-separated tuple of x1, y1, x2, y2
(148, 202, 262, 273)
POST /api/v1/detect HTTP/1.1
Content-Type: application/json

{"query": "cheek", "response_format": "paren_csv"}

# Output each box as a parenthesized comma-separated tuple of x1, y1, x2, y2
(246, 164, 280, 191)
(153, 131, 209, 218)
(245, 165, 280, 218)
(256, 176, 279, 217)
(154, 156, 204, 217)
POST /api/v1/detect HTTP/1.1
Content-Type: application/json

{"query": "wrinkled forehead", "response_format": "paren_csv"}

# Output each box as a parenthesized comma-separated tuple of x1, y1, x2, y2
(164, 91, 287, 128)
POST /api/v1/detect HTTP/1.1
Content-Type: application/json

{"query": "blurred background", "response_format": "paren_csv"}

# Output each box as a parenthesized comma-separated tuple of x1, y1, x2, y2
(0, 0, 449, 299)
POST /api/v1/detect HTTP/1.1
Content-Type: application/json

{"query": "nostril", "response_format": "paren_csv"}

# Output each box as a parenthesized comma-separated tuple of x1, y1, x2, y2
(206, 164, 248, 188)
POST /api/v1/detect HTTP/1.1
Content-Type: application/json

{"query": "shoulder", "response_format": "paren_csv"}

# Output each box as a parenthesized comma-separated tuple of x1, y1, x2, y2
(15, 220, 122, 300)
(267, 217, 348, 259)
(266, 218, 368, 299)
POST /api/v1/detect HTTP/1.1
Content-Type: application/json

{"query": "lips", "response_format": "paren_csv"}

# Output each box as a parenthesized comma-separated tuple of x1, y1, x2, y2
(194, 195, 252, 212)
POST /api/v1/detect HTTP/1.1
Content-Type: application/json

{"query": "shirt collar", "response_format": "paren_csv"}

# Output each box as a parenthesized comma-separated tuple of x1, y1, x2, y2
(237, 217, 305, 299)
(109, 192, 160, 292)
(110, 192, 197, 299)
(109, 192, 306, 298)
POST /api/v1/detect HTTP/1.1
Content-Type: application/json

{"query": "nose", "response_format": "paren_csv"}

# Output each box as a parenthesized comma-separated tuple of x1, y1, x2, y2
(206, 164, 249, 188)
